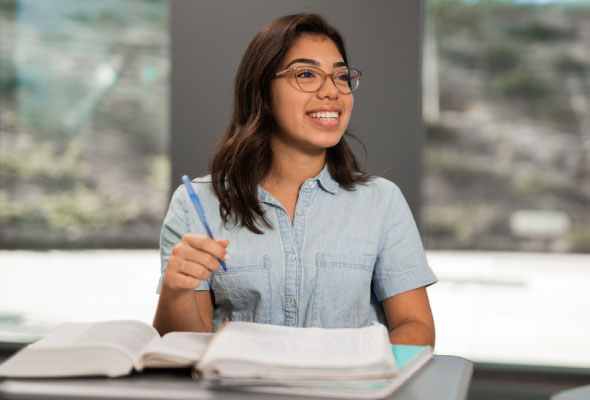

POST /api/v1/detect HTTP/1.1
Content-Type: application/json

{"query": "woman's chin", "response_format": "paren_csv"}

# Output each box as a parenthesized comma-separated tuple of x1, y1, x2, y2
(305, 136, 345, 152)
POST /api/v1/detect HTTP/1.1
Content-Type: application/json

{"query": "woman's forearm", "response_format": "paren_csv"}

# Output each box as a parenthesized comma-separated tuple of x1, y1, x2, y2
(388, 319, 435, 347)
(153, 286, 208, 336)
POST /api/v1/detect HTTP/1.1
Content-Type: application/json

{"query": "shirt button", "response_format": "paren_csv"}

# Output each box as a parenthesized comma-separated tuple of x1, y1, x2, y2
(289, 299, 296, 308)
(288, 253, 296, 261)
(296, 209, 303, 216)
(308, 181, 316, 188)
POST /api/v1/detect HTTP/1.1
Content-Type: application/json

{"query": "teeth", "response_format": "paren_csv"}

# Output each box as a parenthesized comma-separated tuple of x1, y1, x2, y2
(308, 111, 339, 120)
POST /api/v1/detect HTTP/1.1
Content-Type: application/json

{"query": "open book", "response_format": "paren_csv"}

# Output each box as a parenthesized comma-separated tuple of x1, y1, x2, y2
(0, 320, 212, 378)
(196, 321, 433, 399)
(0, 320, 432, 399)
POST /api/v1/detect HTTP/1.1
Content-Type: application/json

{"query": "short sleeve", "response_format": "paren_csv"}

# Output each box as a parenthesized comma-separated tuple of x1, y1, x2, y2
(372, 184, 437, 301)
(156, 185, 211, 293)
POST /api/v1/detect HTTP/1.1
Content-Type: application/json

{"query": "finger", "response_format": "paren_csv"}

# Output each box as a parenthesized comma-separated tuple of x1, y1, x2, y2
(168, 254, 185, 271)
(216, 238, 230, 248)
(176, 273, 202, 290)
(164, 255, 202, 290)
(179, 260, 211, 281)
(173, 245, 222, 271)
(183, 233, 229, 261)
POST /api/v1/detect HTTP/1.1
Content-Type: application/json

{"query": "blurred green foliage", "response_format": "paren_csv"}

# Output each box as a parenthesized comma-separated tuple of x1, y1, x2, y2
(425, 150, 499, 183)
(0, 0, 16, 12)
(425, 203, 504, 247)
(0, 135, 85, 182)
(553, 55, 588, 74)
(0, 58, 17, 94)
(507, 20, 572, 42)
(484, 45, 520, 75)
(512, 173, 565, 197)
(424, 122, 457, 141)
(0, 133, 170, 234)
(44, 185, 140, 229)
(568, 226, 590, 253)
(491, 69, 549, 98)
(0, 193, 40, 226)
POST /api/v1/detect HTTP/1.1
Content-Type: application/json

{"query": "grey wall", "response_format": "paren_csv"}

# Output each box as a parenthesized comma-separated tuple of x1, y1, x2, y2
(170, 0, 424, 223)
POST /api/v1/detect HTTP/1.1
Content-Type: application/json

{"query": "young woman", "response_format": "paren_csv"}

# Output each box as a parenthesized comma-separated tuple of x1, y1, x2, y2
(154, 13, 437, 346)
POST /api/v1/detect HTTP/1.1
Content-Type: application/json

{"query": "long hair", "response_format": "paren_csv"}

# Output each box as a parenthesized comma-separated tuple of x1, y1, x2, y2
(210, 13, 372, 234)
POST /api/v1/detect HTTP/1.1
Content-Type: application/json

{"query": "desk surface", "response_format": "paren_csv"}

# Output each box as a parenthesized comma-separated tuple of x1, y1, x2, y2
(0, 355, 473, 400)
(551, 384, 590, 400)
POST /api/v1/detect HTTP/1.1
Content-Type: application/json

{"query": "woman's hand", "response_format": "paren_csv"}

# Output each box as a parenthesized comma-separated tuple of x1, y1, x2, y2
(163, 233, 229, 291)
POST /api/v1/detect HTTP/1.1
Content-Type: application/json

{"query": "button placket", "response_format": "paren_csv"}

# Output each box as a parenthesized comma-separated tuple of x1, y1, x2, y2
(291, 180, 317, 325)
(274, 204, 298, 326)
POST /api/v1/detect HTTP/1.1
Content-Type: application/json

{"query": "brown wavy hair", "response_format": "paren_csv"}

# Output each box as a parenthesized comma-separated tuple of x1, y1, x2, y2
(210, 13, 372, 234)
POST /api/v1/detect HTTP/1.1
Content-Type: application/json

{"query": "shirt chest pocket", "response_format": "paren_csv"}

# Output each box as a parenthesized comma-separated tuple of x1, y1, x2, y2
(312, 253, 376, 329)
(210, 255, 271, 329)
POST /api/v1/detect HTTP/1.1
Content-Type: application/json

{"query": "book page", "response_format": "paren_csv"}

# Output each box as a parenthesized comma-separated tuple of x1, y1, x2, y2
(30, 320, 159, 361)
(201, 346, 433, 399)
(198, 322, 397, 379)
(140, 332, 213, 368)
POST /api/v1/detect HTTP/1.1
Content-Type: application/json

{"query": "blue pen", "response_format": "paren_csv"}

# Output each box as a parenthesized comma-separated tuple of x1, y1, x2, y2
(182, 175, 227, 271)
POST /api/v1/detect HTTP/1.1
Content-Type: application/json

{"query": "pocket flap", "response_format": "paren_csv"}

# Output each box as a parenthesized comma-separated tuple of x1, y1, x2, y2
(216, 255, 269, 274)
(317, 253, 376, 270)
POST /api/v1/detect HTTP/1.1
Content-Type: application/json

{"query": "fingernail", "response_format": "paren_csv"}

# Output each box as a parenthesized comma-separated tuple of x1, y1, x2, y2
(224, 253, 230, 261)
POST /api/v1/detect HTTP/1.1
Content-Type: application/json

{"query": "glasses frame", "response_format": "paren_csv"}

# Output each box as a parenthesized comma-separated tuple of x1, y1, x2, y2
(274, 65, 362, 94)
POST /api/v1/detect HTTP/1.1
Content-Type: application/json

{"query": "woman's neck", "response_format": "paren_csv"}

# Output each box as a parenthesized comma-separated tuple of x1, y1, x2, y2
(262, 144, 326, 193)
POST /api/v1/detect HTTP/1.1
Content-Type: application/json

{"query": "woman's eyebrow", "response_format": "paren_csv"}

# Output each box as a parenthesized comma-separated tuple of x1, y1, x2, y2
(285, 58, 319, 67)
(285, 58, 348, 68)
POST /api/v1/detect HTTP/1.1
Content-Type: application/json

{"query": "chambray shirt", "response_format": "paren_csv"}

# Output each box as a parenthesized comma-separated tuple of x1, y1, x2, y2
(157, 165, 436, 331)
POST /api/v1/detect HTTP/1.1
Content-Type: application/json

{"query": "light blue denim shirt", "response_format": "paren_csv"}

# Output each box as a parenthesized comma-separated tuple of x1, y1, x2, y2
(157, 165, 436, 331)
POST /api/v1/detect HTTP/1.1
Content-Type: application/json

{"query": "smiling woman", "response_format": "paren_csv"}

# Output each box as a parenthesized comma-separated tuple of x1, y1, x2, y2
(208, 14, 373, 235)
(153, 14, 437, 346)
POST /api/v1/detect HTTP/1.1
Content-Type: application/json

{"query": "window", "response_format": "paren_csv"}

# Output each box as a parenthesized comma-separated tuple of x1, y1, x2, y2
(0, 0, 169, 341)
(423, 0, 589, 368)
(423, 0, 589, 252)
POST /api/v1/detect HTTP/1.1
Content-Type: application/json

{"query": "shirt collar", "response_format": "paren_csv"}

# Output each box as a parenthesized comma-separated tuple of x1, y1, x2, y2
(315, 163, 338, 195)
(257, 186, 274, 205)
(257, 163, 338, 204)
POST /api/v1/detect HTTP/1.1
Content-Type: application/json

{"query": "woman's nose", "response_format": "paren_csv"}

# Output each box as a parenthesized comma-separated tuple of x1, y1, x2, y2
(316, 77, 339, 99)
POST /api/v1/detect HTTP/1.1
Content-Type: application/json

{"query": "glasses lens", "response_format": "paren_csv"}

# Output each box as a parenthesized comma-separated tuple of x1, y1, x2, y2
(332, 69, 360, 93)
(292, 67, 361, 93)
(344, 69, 361, 93)
(294, 67, 323, 92)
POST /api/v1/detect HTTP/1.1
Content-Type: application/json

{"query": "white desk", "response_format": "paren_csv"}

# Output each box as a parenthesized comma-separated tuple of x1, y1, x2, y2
(551, 384, 590, 400)
(0, 355, 473, 400)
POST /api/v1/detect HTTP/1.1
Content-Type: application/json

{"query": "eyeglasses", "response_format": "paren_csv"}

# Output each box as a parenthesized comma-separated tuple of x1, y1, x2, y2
(274, 65, 362, 94)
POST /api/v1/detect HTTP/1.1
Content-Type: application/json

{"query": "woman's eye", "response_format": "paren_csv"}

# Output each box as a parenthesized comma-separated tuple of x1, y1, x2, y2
(297, 69, 316, 79)
(335, 72, 349, 81)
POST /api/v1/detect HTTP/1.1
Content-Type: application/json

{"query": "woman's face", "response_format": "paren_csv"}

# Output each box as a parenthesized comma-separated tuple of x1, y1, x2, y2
(270, 34, 353, 155)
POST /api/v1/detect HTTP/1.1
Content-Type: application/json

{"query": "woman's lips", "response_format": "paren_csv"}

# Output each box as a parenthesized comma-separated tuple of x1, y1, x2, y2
(306, 111, 340, 128)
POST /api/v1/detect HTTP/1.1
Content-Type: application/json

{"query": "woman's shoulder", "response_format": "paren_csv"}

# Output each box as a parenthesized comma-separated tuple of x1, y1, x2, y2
(352, 175, 403, 199)
(171, 174, 217, 204)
